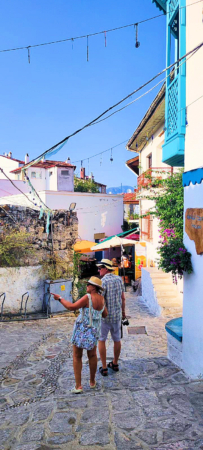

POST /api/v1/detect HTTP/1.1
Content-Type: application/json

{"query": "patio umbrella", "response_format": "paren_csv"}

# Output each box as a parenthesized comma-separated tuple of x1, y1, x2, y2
(74, 240, 96, 253)
(91, 236, 135, 251)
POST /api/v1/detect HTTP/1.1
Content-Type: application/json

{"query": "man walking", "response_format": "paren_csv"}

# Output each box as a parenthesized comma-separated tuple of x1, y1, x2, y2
(97, 259, 126, 376)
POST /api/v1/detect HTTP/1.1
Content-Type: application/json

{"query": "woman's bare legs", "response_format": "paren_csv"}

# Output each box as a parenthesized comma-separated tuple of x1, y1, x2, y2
(87, 346, 97, 386)
(73, 345, 83, 389)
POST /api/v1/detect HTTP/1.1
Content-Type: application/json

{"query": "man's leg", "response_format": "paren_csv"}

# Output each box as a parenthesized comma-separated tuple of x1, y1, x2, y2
(113, 340, 121, 365)
(110, 322, 122, 367)
(98, 340, 107, 369)
(98, 321, 109, 375)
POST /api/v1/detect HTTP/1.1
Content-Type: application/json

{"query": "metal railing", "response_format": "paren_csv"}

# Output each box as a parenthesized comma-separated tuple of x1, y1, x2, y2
(137, 167, 173, 189)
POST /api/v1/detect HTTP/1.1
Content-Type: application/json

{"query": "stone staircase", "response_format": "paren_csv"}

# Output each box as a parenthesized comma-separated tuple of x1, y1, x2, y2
(142, 267, 183, 317)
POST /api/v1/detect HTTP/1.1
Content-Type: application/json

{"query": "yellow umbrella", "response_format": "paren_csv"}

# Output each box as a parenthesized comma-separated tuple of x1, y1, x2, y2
(73, 240, 97, 253)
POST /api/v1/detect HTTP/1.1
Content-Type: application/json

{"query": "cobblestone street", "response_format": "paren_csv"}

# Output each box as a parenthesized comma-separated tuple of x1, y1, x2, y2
(1, 290, 203, 450)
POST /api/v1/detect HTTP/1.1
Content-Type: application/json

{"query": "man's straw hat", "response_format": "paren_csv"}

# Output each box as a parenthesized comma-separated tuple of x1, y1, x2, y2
(85, 276, 104, 290)
(96, 259, 115, 271)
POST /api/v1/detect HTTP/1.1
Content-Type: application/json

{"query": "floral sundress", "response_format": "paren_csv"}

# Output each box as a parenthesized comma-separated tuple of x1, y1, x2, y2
(71, 293, 104, 350)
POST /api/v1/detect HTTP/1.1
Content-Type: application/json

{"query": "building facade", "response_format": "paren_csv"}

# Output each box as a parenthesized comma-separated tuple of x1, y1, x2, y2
(152, 0, 203, 378)
(127, 83, 178, 267)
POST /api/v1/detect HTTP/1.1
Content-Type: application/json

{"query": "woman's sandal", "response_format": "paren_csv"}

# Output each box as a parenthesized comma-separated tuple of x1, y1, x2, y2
(71, 386, 83, 394)
(107, 361, 119, 372)
(89, 381, 96, 389)
(99, 367, 108, 377)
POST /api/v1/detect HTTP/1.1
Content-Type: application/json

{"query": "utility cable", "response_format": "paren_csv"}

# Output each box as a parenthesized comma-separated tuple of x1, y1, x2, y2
(0, 168, 39, 209)
(0, 0, 202, 55)
(26, 40, 203, 166)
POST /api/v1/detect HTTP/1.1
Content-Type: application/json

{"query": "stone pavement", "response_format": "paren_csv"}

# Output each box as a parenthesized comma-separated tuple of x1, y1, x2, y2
(1, 290, 203, 450)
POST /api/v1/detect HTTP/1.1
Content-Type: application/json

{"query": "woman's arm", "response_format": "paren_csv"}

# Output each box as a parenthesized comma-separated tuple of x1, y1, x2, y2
(51, 293, 89, 311)
(102, 306, 108, 318)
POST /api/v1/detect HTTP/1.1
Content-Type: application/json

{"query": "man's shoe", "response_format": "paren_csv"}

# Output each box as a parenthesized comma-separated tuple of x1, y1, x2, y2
(99, 367, 108, 376)
(107, 361, 119, 372)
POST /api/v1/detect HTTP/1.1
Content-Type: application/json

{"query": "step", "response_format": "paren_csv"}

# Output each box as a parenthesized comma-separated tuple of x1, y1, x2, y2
(154, 285, 178, 292)
(158, 299, 182, 308)
(156, 292, 180, 299)
(151, 280, 173, 286)
(162, 308, 183, 318)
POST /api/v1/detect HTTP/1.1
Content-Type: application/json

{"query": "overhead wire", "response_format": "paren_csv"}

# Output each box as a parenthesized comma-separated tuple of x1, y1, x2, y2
(0, 0, 202, 55)
(25, 40, 203, 167)
(0, 168, 39, 209)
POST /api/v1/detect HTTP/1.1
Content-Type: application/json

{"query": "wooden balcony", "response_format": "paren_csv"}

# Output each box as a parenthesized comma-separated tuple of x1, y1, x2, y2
(137, 167, 173, 189)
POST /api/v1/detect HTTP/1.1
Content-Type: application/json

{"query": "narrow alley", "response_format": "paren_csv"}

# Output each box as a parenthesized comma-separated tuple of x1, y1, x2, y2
(1, 290, 203, 450)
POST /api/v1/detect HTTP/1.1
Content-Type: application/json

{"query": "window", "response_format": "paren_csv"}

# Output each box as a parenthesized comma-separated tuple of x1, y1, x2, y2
(31, 171, 42, 179)
(147, 153, 152, 169)
(61, 170, 69, 176)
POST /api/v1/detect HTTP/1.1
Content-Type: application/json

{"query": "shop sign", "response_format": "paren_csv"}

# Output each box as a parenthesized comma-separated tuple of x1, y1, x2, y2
(185, 208, 203, 255)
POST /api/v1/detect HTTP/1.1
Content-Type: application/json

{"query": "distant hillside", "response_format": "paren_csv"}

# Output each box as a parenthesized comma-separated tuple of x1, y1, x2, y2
(107, 186, 135, 195)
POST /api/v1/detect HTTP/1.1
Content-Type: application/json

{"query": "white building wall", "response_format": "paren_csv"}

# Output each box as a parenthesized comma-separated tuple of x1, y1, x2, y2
(139, 125, 166, 265)
(185, 1, 203, 171)
(57, 167, 74, 192)
(0, 157, 22, 180)
(180, 2, 203, 379)
(139, 126, 166, 173)
(41, 191, 123, 241)
(182, 182, 203, 379)
(0, 266, 44, 314)
(26, 167, 46, 191)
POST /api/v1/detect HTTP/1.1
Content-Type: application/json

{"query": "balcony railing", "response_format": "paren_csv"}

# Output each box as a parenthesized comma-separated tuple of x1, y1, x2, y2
(137, 167, 173, 189)
(169, 0, 179, 23)
(167, 75, 179, 139)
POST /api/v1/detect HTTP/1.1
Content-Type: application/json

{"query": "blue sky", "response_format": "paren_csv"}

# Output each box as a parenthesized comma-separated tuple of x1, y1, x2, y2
(0, 0, 166, 189)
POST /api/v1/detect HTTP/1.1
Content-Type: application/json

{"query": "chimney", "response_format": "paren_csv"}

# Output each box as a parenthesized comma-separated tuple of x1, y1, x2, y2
(8, 152, 12, 159)
(80, 167, 85, 179)
(25, 153, 29, 164)
(66, 157, 71, 163)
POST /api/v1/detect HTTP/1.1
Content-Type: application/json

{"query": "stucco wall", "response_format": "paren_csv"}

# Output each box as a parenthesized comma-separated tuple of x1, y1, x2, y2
(41, 191, 123, 241)
(182, 182, 203, 379)
(0, 266, 44, 314)
(185, 1, 203, 171)
(0, 157, 20, 180)
(141, 267, 161, 316)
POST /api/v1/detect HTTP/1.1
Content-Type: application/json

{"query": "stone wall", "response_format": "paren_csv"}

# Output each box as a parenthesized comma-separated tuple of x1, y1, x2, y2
(0, 206, 78, 266)
(0, 206, 78, 314)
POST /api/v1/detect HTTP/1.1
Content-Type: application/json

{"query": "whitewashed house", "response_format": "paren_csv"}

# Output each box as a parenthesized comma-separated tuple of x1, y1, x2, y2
(151, 0, 203, 378)
(126, 83, 179, 266)
(0, 154, 123, 242)
(0, 153, 24, 179)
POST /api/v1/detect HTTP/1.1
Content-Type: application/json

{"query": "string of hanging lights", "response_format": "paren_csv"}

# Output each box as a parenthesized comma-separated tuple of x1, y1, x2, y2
(0, 0, 202, 62)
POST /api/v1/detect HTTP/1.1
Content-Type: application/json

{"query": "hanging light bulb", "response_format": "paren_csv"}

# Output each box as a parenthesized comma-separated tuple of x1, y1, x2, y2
(27, 46, 30, 63)
(134, 24, 140, 48)
(100, 157, 102, 166)
(110, 148, 113, 163)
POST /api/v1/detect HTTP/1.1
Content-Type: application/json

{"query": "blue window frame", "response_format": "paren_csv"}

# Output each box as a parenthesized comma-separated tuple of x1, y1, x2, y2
(152, 0, 186, 167)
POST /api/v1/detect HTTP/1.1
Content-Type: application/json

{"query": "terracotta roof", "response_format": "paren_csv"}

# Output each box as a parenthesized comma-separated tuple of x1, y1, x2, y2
(10, 160, 76, 173)
(123, 191, 139, 204)
(0, 155, 24, 164)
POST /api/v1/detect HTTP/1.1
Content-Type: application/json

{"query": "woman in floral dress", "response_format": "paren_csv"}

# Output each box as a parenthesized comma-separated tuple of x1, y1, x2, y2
(52, 276, 107, 393)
